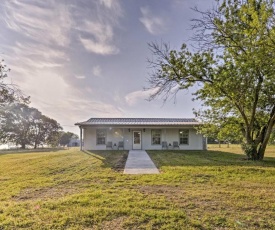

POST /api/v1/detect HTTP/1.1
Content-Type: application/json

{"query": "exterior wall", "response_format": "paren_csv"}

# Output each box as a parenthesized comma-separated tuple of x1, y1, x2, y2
(83, 126, 204, 150)
(68, 139, 80, 147)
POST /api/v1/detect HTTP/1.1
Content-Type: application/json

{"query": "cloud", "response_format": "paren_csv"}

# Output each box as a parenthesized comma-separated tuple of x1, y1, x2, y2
(3, 41, 68, 87)
(11, 42, 68, 61)
(125, 88, 160, 106)
(29, 92, 125, 134)
(76, 0, 123, 55)
(75, 75, 86, 79)
(139, 6, 167, 35)
(3, 0, 72, 47)
(78, 19, 119, 55)
(79, 36, 119, 55)
(92, 66, 102, 77)
(99, 0, 123, 20)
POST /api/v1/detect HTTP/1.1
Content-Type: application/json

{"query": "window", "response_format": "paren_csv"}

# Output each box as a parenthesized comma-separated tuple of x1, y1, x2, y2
(152, 129, 161, 145)
(179, 130, 189, 145)
(96, 129, 107, 145)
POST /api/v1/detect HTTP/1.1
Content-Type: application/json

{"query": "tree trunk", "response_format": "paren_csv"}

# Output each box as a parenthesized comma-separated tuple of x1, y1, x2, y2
(241, 140, 257, 160)
(256, 120, 275, 160)
(21, 143, 26, 149)
(251, 146, 258, 161)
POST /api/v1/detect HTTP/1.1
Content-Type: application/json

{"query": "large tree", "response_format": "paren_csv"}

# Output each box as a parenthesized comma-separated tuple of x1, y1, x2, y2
(0, 103, 62, 149)
(147, 0, 275, 160)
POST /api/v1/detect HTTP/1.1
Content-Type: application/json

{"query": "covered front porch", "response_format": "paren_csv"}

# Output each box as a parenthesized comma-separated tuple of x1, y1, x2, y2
(79, 126, 205, 151)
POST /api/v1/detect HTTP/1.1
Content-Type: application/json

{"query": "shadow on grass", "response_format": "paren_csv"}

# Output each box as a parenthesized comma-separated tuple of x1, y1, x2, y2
(147, 150, 275, 168)
(82, 150, 129, 172)
(0, 147, 67, 155)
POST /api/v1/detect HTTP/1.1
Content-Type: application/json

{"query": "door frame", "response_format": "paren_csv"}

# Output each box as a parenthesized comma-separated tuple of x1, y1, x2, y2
(132, 130, 142, 150)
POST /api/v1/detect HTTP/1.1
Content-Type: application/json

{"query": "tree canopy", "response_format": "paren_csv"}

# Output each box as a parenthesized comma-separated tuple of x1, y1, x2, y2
(0, 103, 62, 149)
(147, 0, 275, 160)
(59, 132, 79, 147)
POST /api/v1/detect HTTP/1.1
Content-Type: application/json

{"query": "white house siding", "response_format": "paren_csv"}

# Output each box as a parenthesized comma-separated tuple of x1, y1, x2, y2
(83, 126, 204, 151)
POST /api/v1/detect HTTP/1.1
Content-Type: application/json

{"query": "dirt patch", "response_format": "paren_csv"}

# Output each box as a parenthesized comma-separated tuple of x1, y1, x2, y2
(87, 216, 127, 230)
(138, 185, 227, 211)
(138, 185, 185, 199)
(12, 182, 84, 201)
(112, 153, 128, 172)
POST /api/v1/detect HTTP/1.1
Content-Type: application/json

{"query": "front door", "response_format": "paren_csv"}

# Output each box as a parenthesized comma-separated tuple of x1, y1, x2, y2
(133, 131, 142, 149)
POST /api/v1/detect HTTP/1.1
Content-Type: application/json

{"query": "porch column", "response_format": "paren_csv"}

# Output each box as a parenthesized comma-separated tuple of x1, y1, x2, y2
(80, 126, 83, 151)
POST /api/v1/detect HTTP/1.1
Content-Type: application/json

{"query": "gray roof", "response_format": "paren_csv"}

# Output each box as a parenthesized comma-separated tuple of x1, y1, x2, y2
(75, 118, 200, 126)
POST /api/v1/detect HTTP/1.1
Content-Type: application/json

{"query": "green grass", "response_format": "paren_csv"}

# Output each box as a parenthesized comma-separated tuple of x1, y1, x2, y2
(0, 145, 275, 229)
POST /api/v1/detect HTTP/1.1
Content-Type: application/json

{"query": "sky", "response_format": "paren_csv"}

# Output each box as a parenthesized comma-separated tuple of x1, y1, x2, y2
(0, 0, 215, 135)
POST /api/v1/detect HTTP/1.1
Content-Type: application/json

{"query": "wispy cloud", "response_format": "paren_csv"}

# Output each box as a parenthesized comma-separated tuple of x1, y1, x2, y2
(79, 36, 119, 55)
(78, 20, 118, 55)
(139, 6, 167, 35)
(99, 0, 123, 22)
(77, 0, 123, 55)
(3, 0, 72, 47)
(125, 88, 160, 106)
(2, 0, 71, 78)
(11, 42, 68, 61)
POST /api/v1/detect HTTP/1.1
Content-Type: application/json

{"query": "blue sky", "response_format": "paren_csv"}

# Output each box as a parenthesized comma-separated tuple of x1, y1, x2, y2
(0, 0, 214, 134)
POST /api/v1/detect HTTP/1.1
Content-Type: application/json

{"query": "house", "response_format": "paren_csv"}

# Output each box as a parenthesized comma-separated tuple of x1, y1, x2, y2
(68, 138, 80, 147)
(75, 118, 207, 151)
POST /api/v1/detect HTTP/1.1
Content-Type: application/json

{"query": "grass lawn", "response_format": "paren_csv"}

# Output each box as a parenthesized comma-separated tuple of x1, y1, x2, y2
(0, 145, 275, 229)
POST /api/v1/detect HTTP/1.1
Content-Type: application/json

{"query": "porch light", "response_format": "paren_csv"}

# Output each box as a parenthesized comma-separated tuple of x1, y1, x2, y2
(128, 128, 130, 132)
(143, 128, 145, 132)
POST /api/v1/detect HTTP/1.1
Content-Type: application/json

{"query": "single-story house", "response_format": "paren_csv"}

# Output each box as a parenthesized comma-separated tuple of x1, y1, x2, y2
(75, 118, 207, 151)
(68, 138, 80, 147)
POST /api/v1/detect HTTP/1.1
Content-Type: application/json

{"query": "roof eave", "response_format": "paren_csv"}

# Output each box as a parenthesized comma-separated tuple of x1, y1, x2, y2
(75, 123, 201, 126)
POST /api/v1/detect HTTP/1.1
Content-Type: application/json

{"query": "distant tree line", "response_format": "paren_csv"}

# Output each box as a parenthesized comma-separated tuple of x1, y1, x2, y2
(0, 59, 78, 149)
(205, 124, 275, 146)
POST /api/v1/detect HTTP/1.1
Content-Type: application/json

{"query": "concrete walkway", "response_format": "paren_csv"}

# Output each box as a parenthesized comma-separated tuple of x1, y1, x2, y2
(124, 150, 160, 174)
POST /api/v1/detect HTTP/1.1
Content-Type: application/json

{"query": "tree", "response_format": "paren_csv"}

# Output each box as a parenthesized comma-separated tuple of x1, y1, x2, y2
(198, 115, 243, 147)
(0, 103, 62, 148)
(32, 115, 63, 148)
(47, 130, 63, 147)
(269, 129, 275, 145)
(59, 132, 79, 146)
(147, 0, 275, 160)
(0, 59, 28, 107)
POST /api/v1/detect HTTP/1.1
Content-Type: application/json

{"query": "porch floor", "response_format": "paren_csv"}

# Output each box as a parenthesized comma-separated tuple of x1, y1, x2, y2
(123, 150, 160, 174)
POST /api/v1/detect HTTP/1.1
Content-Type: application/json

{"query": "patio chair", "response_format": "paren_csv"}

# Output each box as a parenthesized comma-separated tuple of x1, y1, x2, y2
(106, 141, 113, 149)
(173, 141, 180, 149)
(118, 141, 124, 150)
(162, 141, 168, 150)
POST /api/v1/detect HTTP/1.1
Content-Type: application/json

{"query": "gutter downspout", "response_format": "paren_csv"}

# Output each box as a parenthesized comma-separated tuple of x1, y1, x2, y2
(80, 126, 83, 151)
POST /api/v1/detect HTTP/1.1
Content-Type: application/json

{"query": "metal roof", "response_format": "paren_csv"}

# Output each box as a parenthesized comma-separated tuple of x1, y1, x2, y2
(75, 118, 201, 126)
